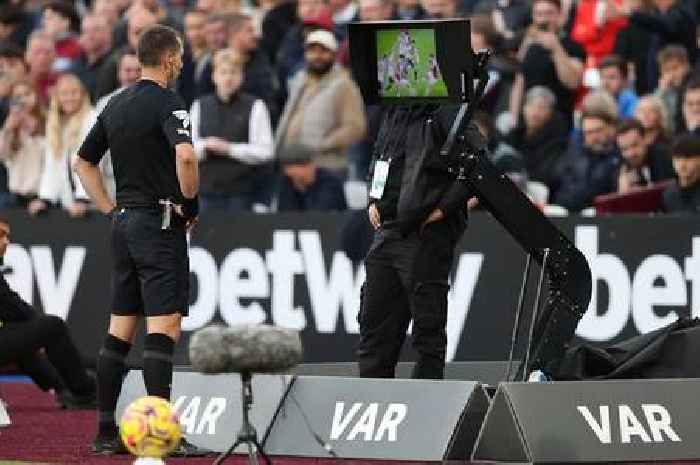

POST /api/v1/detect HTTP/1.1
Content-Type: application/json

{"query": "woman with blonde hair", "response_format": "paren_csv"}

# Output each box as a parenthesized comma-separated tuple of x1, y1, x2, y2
(28, 73, 95, 217)
(0, 82, 46, 208)
(635, 94, 672, 148)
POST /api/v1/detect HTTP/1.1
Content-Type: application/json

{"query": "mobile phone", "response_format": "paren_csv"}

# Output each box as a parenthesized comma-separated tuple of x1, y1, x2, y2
(536, 23, 549, 32)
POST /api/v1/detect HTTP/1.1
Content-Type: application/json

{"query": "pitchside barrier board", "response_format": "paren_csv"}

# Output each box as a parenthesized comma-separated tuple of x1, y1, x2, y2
(263, 376, 490, 461)
(472, 379, 700, 463)
(4, 211, 700, 364)
(115, 370, 292, 453)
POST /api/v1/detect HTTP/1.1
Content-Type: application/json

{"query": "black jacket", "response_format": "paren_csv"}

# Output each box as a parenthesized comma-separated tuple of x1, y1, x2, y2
(553, 144, 620, 212)
(505, 114, 569, 193)
(663, 180, 700, 214)
(368, 105, 484, 234)
(0, 270, 36, 324)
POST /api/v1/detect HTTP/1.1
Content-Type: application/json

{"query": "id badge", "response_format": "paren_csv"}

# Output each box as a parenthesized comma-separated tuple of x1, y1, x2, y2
(370, 160, 390, 199)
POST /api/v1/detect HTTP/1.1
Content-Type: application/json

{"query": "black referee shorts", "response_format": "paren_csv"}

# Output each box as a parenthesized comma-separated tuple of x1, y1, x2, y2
(110, 208, 189, 317)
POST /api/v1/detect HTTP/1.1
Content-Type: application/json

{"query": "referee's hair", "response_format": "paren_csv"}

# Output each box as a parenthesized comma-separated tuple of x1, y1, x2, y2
(137, 24, 182, 67)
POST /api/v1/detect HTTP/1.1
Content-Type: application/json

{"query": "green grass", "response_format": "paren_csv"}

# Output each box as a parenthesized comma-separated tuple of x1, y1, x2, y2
(376, 28, 449, 98)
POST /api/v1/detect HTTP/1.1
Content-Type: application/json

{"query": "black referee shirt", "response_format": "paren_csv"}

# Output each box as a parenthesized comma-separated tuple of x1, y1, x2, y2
(78, 79, 193, 207)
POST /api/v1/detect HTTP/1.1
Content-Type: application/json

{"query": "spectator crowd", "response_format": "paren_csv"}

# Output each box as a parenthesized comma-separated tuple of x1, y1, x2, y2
(0, 0, 698, 216)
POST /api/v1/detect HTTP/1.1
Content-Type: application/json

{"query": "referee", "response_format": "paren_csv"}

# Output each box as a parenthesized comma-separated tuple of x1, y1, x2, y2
(74, 25, 206, 456)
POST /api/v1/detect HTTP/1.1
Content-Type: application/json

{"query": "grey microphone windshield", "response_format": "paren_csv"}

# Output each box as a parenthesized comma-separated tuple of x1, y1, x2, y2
(189, 324, 303, 374)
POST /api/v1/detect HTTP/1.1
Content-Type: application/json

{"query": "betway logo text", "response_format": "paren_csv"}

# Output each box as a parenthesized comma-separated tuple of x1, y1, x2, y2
(7, 227, 700, 350)
(183, 230, 481, 361)
(578, 404, 681, 444)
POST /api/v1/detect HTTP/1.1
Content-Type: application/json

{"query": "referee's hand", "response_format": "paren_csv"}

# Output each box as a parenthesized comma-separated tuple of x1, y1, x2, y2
(174, 204, 198, 232)
(368, 204, 381, 230)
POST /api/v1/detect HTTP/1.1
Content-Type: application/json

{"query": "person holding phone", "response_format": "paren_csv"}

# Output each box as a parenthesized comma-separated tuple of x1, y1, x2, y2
(508, 0, 586, 129)
(0, 81, 45, 209)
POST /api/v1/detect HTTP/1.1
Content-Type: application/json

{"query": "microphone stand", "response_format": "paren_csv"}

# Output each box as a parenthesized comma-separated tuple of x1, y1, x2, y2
(213, 371, 271, 465)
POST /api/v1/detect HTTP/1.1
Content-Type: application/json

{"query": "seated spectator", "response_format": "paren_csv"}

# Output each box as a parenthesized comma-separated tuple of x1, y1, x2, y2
(191, 49, 274, 212)
(663, 133, 700, 212)
(25, 31, 58, 106)
(0, 82, 45, 208)
(0, 5, 34, 49)
(260, 0, 298, 64)
(227, 14, 278, 119)
(192, 12, 231, 98)
(635, 94, 673, 147)
(614, 118, 675, 193)
(41, 1, 83, 73)
(330, 0, 358, 38)
(276, 0, 333, 94)
(275, 30, 366, 173)
(553, 109, 620, 211)
(337, 0, 396, 67)
(0, 217, 96, 409)
(95, 8, 157, 99)
(92, 0, 121, 30)
(509, 0, 585, 128)
(95, 50, 142, 113)
(471, 0, 530, 44)
(184, 9, 209, 64)
(69, 14, 114, 102)
(599, 54, 638, 119)
(0, 43, 28, 124)
(396, 0, 424, 19)
(275, 144, 347, 211)
(622, 0, 697, 90)
(654, 45, 690, 132)
(505, 86, 569, 194)
(681, 76, 700, 133)
(420, 0, 461, 18)
(28, 74, 94, 217)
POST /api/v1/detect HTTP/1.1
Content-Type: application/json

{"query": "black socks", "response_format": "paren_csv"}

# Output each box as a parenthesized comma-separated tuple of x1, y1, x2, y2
(97, 334, 131, 438)
(143, 333, 175, 400)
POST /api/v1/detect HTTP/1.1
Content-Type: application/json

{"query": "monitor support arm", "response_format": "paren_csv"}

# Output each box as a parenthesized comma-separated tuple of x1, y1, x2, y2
(442, 51, 593, 377)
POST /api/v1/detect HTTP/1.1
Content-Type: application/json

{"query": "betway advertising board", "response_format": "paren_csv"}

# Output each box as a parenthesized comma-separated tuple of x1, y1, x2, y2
(4, 211, 698, 364)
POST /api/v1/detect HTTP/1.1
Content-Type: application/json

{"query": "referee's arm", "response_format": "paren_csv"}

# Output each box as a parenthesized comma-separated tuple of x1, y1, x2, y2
(175, 142, 199, 199)
(74, 117, 115, 215)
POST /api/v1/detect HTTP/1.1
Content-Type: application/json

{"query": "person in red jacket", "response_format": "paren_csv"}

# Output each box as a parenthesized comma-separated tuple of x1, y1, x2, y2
(571, 0, 628, 68)
(41, 1, 83, 73)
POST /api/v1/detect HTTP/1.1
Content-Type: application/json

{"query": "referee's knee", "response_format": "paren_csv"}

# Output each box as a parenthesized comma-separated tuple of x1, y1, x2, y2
(146, 314, 182, 341)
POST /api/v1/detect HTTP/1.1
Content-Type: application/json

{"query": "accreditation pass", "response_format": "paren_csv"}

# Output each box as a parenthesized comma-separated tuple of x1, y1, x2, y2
(370, 160, 390, 199)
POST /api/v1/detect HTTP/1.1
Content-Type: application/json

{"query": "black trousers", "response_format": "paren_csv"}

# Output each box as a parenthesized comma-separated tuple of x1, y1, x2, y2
(0, 315, 92, 393)
(357, 219, 462, 379)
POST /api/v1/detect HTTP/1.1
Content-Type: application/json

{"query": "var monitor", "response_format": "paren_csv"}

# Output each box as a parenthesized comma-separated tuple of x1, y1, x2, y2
(348, 19, 473, 105)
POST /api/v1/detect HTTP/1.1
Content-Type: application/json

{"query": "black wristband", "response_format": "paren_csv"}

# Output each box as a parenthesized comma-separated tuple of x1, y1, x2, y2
(182, 196, 199, 220)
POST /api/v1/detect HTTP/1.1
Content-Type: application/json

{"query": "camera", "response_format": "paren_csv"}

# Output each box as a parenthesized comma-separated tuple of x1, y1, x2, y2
(536, 23, 549, 32)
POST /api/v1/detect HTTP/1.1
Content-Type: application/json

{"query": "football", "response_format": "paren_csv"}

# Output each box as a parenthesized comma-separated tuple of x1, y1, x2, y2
(119, 396, 182, 458)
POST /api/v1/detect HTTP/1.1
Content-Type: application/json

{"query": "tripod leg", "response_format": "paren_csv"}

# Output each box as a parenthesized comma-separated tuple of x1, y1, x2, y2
(506, 253, 532, 382)
(247, 441, 259, 465)
(522, 248, 550, 380)
(213, 439, 242, 465)
(254, 437, 272, 465)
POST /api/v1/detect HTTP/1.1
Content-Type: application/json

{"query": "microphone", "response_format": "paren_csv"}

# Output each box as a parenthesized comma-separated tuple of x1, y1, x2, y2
(189, 324, 303, 374)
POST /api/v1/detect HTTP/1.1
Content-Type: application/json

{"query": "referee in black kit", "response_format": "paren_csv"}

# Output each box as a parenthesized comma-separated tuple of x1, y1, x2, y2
(74, 25, 208, 456)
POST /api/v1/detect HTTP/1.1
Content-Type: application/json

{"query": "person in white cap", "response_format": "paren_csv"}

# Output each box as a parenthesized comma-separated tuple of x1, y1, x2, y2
(274, 28, 367, 173)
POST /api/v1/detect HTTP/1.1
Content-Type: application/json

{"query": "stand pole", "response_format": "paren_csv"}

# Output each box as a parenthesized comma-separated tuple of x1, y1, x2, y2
(213, 372, 271, 465)
(522, 248, 550, 381)
(505, 253, 533, 382)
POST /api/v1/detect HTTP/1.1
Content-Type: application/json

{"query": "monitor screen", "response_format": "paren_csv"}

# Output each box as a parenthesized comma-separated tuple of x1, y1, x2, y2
(349, 19, 472, 105)
(376, 28, 449, 99)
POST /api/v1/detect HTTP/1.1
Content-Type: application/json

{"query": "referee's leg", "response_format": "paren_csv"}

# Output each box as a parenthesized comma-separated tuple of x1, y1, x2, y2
(95, 210, 141, 445)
